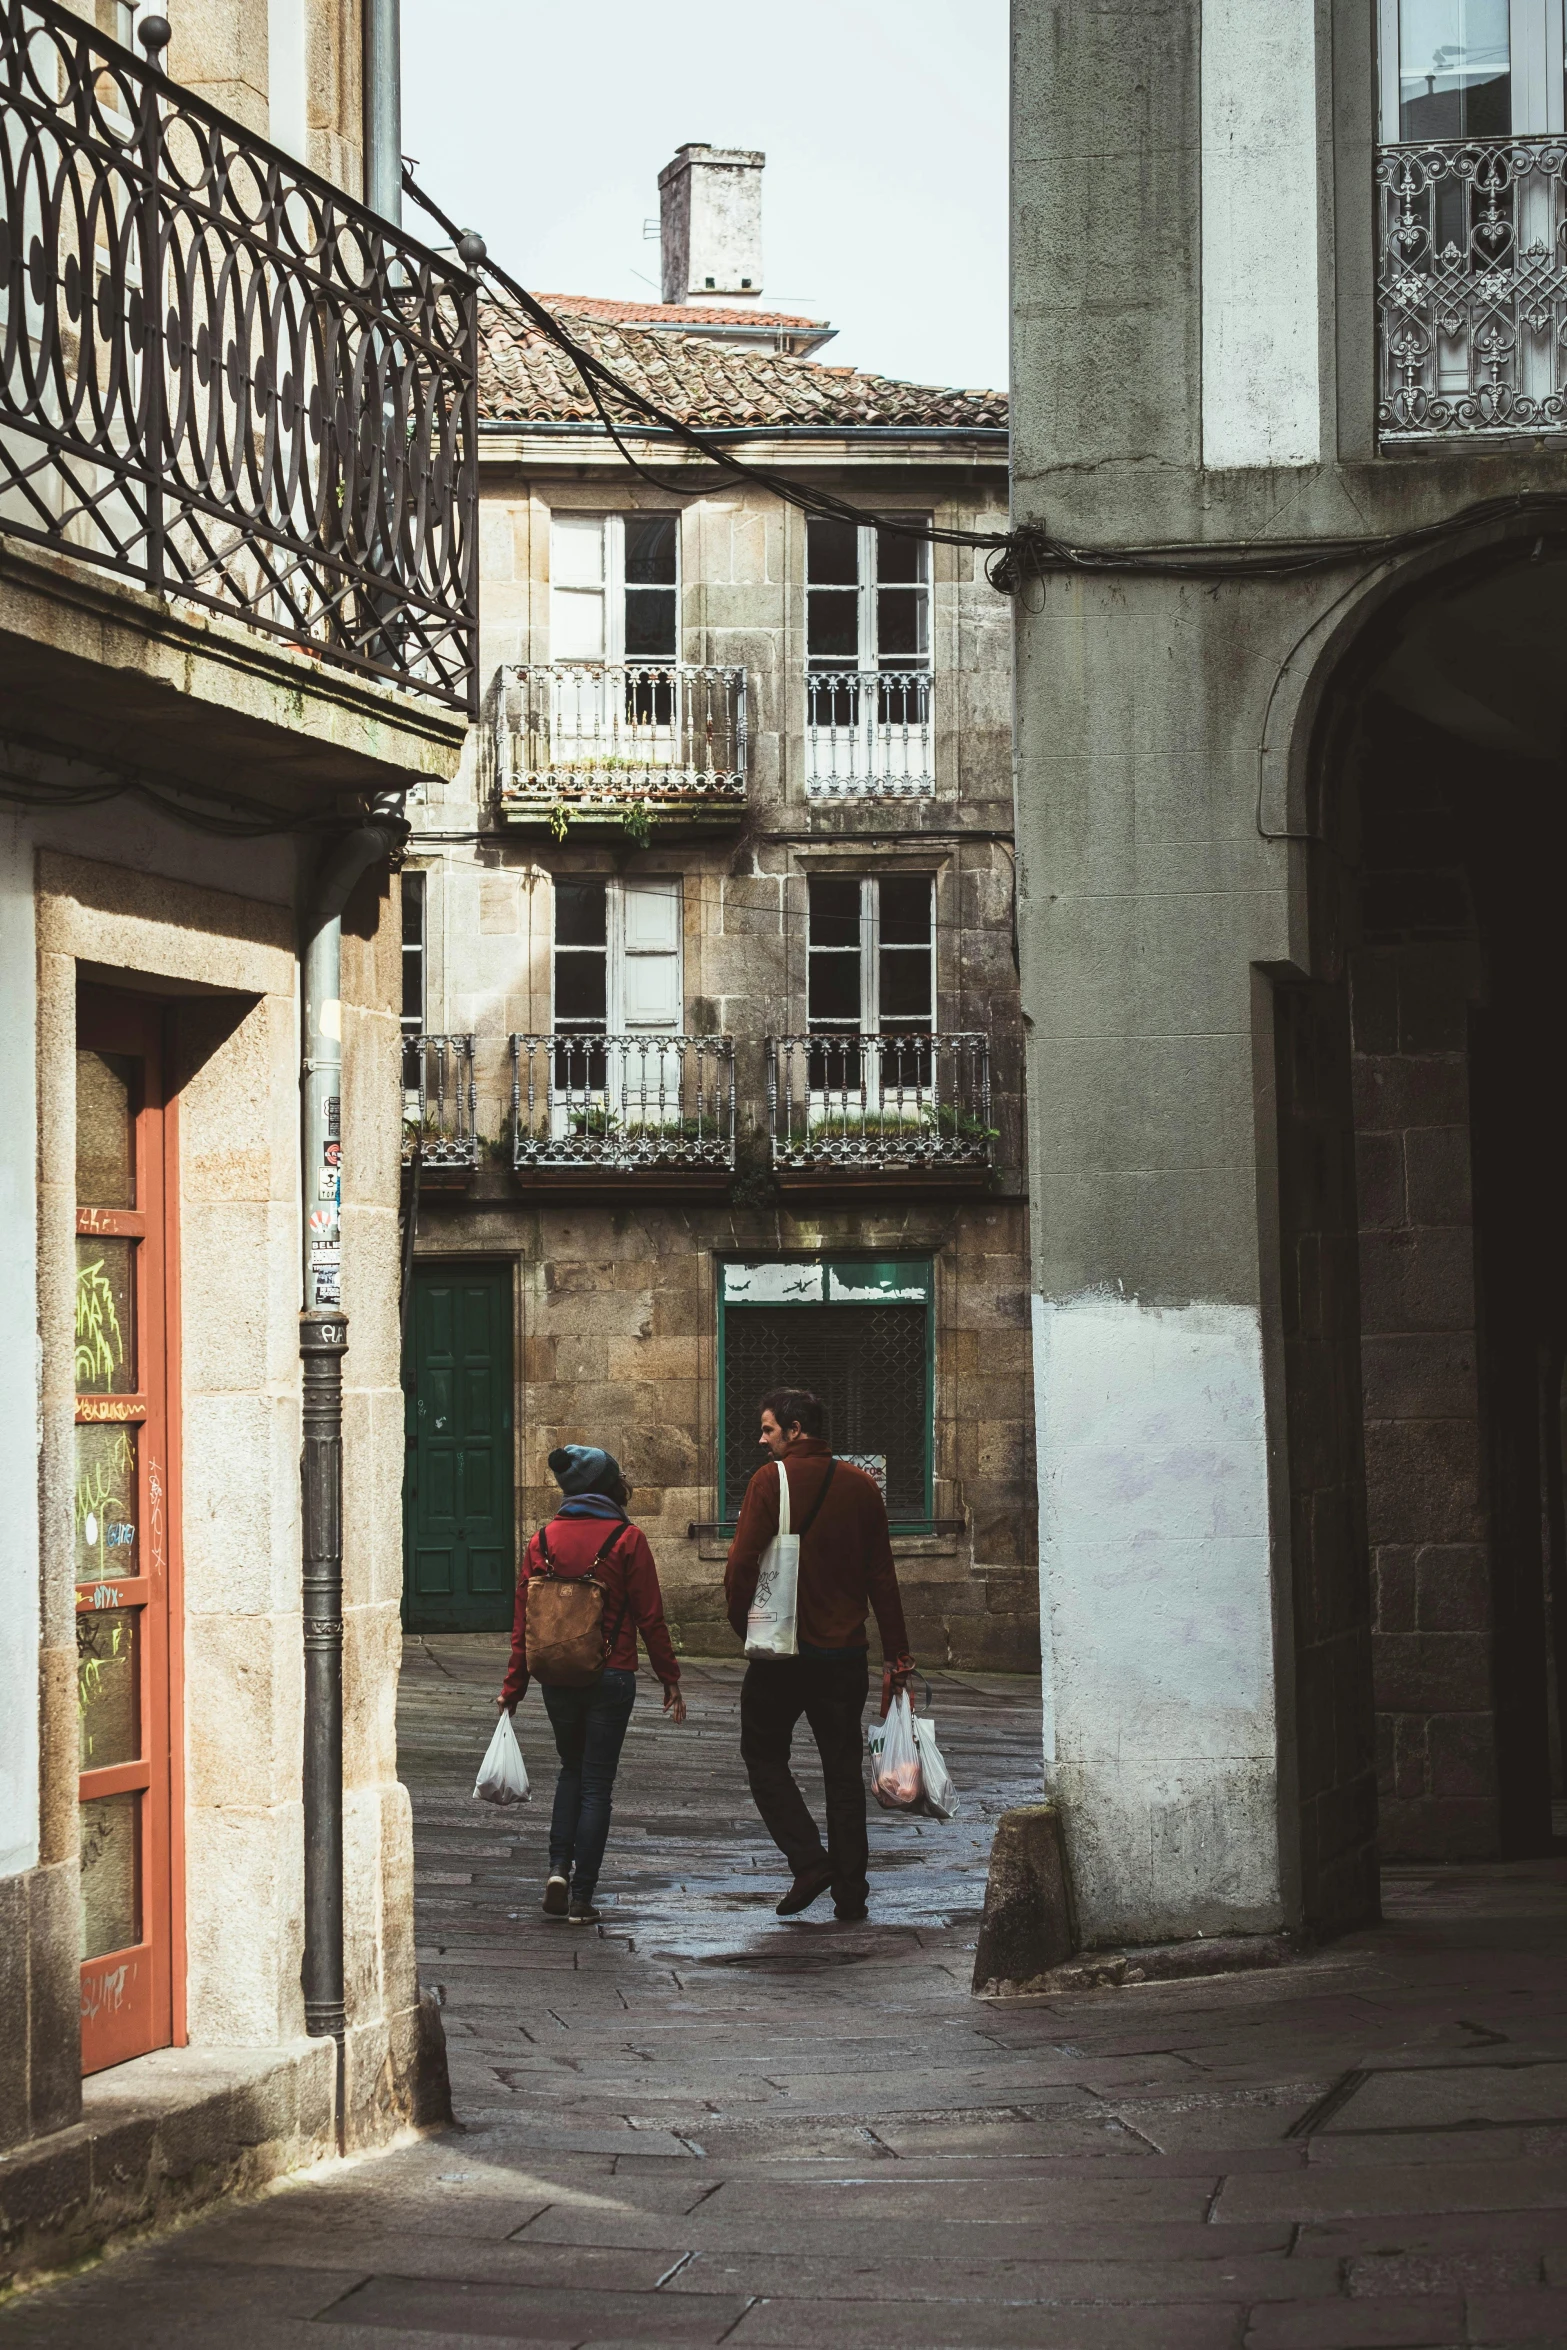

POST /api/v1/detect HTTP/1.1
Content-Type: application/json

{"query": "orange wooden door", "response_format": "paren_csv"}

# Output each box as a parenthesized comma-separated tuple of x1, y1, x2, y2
(75, 989, 181, 2074)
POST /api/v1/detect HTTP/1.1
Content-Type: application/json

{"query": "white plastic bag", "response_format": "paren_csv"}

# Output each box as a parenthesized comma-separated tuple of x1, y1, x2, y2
(744, 1460, 799, 1659)
(869, 1690, 923, 1811)
(911, 1714, 959, 1821)
(473, 1709, 530, 1805)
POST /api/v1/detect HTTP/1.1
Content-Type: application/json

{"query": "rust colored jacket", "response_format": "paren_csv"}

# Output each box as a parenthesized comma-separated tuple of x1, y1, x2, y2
(724, 1436, 909, 1658)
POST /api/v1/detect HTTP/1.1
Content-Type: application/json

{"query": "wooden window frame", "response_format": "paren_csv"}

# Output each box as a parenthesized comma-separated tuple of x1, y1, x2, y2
(75, 987, 184, 2074)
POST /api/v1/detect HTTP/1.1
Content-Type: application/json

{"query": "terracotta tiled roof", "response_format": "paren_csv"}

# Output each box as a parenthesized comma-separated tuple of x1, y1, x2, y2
(535, 294, 828, 331)
(477, 302, 1008, 432)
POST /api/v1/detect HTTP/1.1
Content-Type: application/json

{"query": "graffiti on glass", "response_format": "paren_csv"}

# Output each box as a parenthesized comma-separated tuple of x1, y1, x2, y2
(75, 1256, 125, 1389)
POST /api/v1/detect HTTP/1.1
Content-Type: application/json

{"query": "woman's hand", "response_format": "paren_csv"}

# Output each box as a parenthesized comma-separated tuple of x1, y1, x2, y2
(663, 1686, 687, 1725)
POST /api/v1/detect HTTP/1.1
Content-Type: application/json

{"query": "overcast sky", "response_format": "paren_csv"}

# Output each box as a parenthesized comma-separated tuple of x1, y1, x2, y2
(400, 0, 1008, 394)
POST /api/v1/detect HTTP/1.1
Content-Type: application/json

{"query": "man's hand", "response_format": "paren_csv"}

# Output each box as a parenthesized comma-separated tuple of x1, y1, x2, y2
(663, 1686, 687, 1725)
(880, 1654, 916, 1719)
(496, 1696, 515, 1716)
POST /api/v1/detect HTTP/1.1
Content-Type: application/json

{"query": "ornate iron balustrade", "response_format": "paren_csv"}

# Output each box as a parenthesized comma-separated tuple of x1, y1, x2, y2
(768, 1032, 993, 1171)
(0, 0, 478, 707)
(511, 1032, 735, 1171)
(805, 668, 933, 797)
(402, 1034, 477, 1172)
(1376, 136, 1567, 441)
(495, 662, 747, 814)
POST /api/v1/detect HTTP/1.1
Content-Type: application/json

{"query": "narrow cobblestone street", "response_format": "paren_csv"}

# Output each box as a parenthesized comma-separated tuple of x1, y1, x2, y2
(7, 1642, 1567, 2348)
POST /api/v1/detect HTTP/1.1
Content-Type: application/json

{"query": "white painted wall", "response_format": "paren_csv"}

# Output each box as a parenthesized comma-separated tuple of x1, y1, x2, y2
(1200, 0, 1322, 469)
(0, 821, 40, 1877)
(1033, 1292, 1282, 1944)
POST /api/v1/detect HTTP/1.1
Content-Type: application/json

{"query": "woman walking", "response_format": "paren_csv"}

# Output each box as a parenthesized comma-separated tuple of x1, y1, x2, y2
(498, 1444, 685, 1922)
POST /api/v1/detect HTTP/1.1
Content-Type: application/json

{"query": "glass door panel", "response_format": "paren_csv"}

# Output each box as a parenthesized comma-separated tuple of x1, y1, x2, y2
(75, 991, 176, 2076)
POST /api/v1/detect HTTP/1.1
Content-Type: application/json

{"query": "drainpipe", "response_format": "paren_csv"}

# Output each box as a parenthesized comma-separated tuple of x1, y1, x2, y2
(362, 0, 402, 223)
(300, 788, 409, 2142)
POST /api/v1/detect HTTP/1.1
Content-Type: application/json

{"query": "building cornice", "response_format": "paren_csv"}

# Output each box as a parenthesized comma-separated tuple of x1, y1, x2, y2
(476, 422, 1009, 473)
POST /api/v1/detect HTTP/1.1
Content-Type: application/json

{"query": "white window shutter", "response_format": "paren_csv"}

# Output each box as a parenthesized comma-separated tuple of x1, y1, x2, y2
(551, 515, 606, 660)
(619, 879, 681, 1032)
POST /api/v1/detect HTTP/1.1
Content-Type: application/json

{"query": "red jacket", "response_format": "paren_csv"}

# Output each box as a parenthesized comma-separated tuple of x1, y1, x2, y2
(500, 1514, 681, 1707)
(724, 1436, 909, 1658)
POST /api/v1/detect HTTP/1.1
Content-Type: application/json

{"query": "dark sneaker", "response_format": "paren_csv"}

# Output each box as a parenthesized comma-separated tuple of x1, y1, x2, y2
(542, 1874, 569, 1918)
(834, 1902, 869, 1923)
(568, 1899, 601, 1924)
(775, 1861, 834, 1918)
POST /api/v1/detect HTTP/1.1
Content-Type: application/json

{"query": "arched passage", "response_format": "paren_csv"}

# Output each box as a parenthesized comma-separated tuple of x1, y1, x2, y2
(1276, 544, 1567, 1928)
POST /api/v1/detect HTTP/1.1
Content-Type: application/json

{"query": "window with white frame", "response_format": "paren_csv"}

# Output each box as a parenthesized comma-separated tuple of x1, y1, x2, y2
(1380, 0, 1565, 138)
(552, 875, 681, 1032)
(807, 874, 933, 1038)
(806, 874, 934, 1097)
(550, 875, 684, 1127)
(805, 519, 933, 793)
(806, 518, 930, 678)
(550, 514, 679, 663)
(1375, 2, 1567, 426)
(401, 872, 426, 1041)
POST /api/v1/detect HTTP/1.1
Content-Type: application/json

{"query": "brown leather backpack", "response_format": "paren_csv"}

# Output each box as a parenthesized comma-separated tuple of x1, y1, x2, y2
(524, 1522, 630, 1689)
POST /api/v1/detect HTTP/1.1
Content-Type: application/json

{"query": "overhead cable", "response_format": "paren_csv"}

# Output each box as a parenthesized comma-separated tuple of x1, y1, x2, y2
(405, 166, 1567, 600)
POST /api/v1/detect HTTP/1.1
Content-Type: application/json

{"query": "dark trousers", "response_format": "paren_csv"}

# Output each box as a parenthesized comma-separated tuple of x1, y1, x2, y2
(740, 1652, 870, 1909)
(540, 1668, 637, 1899)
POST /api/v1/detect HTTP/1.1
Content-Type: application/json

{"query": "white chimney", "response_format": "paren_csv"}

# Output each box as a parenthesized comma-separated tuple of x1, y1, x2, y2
(658, 145, 764, 307)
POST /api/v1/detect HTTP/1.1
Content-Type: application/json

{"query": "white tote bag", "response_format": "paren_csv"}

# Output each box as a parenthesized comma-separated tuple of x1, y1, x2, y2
(744, 1460, 799, 1659)
(473, 1709, 530, 1805)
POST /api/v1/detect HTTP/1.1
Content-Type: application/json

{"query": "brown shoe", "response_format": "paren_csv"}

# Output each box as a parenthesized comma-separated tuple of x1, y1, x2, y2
(776, 1861, 834, 1918)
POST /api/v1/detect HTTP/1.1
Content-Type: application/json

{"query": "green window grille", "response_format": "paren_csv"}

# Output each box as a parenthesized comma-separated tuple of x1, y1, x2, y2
(719, 1259, 933, 1527)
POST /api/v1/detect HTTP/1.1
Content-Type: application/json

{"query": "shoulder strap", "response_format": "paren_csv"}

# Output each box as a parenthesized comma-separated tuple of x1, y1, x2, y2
(596, 1519, 633, 1653)
(536, 1524, 556, 1573)
(591, 1518, 631, 1567)
(775, 1457, 791, 1539)
(795, 1457, 837, 1542)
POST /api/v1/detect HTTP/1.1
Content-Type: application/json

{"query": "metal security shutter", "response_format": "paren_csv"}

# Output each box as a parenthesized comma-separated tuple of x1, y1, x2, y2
(723, 1303, 929, 1522)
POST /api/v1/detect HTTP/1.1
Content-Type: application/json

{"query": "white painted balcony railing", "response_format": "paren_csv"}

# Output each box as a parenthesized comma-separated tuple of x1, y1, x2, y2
(1377, 137, 1567, 441)
(510, 1033, 736, 1172)
(805, 669, 934, 797)
(401, 1035, 477, 1172)
(494, 663, 747, 813)
(768, 1033, 993, 1172)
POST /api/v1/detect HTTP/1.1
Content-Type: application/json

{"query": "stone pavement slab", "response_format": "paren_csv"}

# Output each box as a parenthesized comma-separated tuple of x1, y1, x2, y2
(4, 1642, 1567, 2349)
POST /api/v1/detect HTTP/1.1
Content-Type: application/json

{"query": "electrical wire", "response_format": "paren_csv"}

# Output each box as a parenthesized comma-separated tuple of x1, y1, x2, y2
(403, 164, 1567, 600)
(400, 166, 1011, 558)
(0, 730, 397, 839)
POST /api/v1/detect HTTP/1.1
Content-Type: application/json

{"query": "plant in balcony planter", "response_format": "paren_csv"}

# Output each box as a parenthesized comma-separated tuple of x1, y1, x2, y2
(568, 1104, 622, 1138)
(547, 799, 573, 844)
(619, 796, 656, 847)
(924, 1103, 999, 1145)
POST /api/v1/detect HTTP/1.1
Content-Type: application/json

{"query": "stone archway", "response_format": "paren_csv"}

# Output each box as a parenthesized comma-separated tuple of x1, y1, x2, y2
(1278, 545, 1567, 1923)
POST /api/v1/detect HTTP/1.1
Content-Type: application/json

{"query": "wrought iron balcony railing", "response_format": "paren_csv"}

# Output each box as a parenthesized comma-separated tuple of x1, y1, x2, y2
(402, 1034, 477, 1172)
(805, 668, 934, 797)
(0, 0, 478, 708)
(511, 1033, 735, 1172)
(768, 1033, 993, 1172)
(1376, 136, 1567, 442)
(495, 662, 747, 815)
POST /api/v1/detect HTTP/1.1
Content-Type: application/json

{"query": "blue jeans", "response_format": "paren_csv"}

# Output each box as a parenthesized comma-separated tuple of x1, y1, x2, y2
(540, 1669, 637, 1900)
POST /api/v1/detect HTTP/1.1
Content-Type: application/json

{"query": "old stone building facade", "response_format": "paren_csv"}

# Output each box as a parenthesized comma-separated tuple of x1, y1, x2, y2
(0, 0, 470, 2277)
(401, 153, 1034, 1671)
(1013, 0, 1567, 1950)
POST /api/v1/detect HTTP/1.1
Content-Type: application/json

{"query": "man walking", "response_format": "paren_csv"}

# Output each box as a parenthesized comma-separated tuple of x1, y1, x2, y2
(725, 1390, 914, 1922)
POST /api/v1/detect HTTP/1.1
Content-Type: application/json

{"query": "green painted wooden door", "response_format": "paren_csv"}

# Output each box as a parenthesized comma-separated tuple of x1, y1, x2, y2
(403, 1265, 515, 1632)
